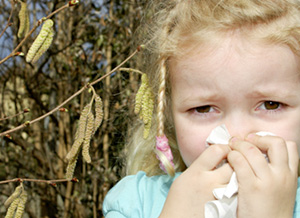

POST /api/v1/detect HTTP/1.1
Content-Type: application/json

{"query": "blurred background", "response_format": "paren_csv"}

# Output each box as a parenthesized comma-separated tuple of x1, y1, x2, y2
(0, 0, 145, 217)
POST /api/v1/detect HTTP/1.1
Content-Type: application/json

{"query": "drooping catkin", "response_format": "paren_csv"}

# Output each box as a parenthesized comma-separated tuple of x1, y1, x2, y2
(77, 103, 91, 138)
(5, 198, 20, 218)
(142, 89, 152, 125)
(66, 104, 91, 160)
(134, 74, 148, 114)
(14, 190, 28, 218)
(94, 94, 103, 133)
(31, 28, 54, 63)
(134, 73, 154, 139)
(4, 185, 22, 208)
(144, 91, 154, 138)
(139, 101, 144, 120)
(66, 149, 80, 180)
(26, 19, 54, 63)
(17, 1, 30, 38)
(66, 139, 82, 161)
(82, 113, 95, 163)
(143, 121, 151, 139)
(65, 94, 103, 178)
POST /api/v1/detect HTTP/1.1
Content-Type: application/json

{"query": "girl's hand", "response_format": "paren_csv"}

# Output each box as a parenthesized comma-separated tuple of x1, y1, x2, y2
(159, 144, 233, 218)
(228, 135, 299, 218)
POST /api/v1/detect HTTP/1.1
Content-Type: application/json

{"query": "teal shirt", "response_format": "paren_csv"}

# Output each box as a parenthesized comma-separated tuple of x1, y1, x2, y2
(103, 171, 300, 218)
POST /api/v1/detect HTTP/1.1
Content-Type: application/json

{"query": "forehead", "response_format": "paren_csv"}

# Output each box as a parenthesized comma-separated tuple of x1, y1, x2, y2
(171, 26, 300, 61)
(169, 33, 300, 76)
(169, 34, 300, 95)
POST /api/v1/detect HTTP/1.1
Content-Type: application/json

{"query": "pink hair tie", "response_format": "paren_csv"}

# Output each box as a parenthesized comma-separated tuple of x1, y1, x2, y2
(156, 135, 174, 173)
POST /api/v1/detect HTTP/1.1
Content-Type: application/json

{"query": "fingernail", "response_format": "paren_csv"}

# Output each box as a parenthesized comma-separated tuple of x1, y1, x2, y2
(246, 133, 256, 140)
(229, 136, 239, 145)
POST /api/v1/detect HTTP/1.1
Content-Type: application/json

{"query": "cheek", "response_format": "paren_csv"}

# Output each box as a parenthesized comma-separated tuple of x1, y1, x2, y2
(277, 126, 300, 150)
(259, 117, 300, 153)
(175, 127, 208, 167)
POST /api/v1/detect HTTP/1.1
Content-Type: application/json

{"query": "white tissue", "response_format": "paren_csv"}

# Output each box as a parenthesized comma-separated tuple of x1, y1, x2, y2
(206, 125, 231, 146)
(204, 125, 274, 218)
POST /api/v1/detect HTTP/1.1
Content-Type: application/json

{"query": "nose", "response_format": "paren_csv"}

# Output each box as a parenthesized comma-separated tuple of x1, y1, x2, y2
(224, 112, 257, 138)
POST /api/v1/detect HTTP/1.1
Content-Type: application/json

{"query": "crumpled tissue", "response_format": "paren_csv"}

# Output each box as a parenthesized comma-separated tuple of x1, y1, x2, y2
(204, 124, 274, 218)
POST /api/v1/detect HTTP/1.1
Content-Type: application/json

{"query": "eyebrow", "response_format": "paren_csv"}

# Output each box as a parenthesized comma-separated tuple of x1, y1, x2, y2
(246, 89, 298, 99)
(179, 93, 222, 104)
(179, 89, 298, 105)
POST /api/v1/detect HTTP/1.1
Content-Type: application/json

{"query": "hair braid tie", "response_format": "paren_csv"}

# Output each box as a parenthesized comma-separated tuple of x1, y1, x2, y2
(156, 135, 174, 172)
(156, 59, 174, 175)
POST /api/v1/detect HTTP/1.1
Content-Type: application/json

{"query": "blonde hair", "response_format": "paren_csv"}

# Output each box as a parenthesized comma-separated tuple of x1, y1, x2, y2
(126, 0, 300, 176)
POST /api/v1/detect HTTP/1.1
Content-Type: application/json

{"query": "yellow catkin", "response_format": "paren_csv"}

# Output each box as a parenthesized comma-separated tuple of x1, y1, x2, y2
(26, 19, 54, 63)
(66, 104, 91, 160)
(24, 9, 30, 37)
(138, 86, 154, 139)
(17, 1, 30, 38)
(65, 139, 82, 161)
(31, 28, 54, 63)
(77, 104, 91, 139)
(82, 113, 95, 163)
(141, 88, 151, 125)
(66, 150, 79, 180)
(134, 74, 148, 114)
(94, 94, 103, 134)
(143, 121, 151, 139)
(15, 190, 28, 218)
(4, 185, 22, 208)
(5, 198, 20, 218)
(139, 103, 144, 120)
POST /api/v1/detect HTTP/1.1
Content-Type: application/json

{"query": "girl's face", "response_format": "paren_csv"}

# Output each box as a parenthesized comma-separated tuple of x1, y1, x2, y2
(170, 35, 300, 167)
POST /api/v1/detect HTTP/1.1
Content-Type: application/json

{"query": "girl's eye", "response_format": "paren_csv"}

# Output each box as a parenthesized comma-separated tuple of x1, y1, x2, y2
(195, 105, 212, 113)
(259, 101, 281, 110)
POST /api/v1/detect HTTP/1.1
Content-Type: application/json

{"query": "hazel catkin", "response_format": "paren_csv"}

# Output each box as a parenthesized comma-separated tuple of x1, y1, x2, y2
(4, 185, 22, 208)
(26, 19, 54, 63)
(141, 88, 151, 125)
(17, 1, 30, 38)
(65, 93, 103, 179)
(143, 91, 154, 138)
(82, 113, 95, 163)
(66, 104, 91, 160)
(5, 198, 20, 218)
(31, 28, 54, 64)
(94, 94, 103, 134)
(134, 74, 148, 114)
(134, 73, 154, 139)
(14, 190, 28, 218)
(66, 150, 80, 180)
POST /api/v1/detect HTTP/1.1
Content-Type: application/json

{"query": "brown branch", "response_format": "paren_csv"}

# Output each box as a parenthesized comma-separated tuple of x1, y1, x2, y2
(0, 177, 79, 185)
(0, 47, 141, 137)
(0, 0, 15, 40)
(90, 48, 140, 86)
(0, 3, 70, 65)
(0, 109, 30, 122)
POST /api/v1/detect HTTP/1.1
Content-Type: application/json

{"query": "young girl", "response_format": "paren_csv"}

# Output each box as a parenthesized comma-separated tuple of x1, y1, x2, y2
(103, 0, 300, 217)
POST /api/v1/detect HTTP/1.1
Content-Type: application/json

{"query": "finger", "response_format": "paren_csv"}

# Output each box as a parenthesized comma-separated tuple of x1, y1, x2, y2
(227, 150, 256, 183)
(193, 144, 231, 171)
(286, 141, 299, 173)
(229, 137, 270, 179)
(246, 134, 289, 168)
(214, 162, 234, 184)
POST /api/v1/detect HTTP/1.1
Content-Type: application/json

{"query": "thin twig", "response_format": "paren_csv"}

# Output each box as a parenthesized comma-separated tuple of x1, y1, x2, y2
(0, 47, 141, 137)
(0, 109, 30, 122)
(119, 67, 144, 75)
(0, 3, 70, 65)
(0, 0, 15, 40)
(90, 48, 140, 86)
(0, 177, 78, 185)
